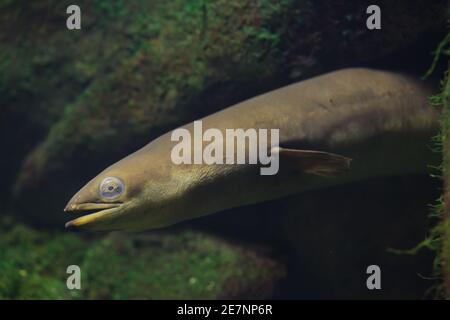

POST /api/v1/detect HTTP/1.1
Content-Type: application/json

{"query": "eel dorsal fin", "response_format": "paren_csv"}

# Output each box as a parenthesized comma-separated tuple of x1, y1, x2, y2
(278, 147, 352, 177)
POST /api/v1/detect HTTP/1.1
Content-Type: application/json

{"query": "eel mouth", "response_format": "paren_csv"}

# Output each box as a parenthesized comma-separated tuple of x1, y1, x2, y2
(64, 202, 122, 230)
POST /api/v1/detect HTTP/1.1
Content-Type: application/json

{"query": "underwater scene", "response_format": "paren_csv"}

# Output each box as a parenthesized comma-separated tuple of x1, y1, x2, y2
(1, 0, 450, 301)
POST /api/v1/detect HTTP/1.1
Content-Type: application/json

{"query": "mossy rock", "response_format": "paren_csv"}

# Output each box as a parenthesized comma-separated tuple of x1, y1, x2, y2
(437, 46, 450, 298)
(0, 218, 285, 299)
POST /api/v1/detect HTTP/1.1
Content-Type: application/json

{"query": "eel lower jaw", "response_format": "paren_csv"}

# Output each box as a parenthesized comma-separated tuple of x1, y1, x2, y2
(64, 202, 123, 230)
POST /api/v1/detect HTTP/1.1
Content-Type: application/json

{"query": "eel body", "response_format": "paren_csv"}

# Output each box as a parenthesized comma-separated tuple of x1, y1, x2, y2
(64, 68, 439, 231)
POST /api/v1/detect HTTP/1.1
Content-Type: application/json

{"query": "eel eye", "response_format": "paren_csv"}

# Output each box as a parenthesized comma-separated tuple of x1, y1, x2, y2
(99, 177, 125, 200)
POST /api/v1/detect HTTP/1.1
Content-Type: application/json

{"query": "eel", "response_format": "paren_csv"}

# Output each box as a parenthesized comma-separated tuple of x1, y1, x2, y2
(64, 68, 439, 231)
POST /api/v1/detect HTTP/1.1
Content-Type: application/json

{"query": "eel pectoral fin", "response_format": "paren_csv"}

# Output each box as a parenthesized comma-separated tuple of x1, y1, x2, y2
(278, 148, 352, 177)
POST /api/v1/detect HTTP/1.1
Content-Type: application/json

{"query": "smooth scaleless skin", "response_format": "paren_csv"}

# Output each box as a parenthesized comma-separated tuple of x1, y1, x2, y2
(64, 68, 439, 231)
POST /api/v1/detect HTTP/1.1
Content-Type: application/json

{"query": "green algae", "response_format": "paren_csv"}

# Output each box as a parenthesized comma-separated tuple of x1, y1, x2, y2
(0, 218, 284, 299)
(409, 24, 450, 298)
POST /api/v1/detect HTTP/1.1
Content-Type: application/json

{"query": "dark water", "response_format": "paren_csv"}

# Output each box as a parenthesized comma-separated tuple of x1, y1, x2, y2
(192, 175, 440, 299)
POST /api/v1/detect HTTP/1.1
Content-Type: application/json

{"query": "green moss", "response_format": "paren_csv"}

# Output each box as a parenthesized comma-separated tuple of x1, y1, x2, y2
(0, 218, 284, 299)
(441, 70, 450, 298)
(419, 24, 450, 298)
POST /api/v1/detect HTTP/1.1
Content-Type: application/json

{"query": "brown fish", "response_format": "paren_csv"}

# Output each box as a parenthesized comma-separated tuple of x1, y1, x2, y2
(64, 68, 438, 231)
